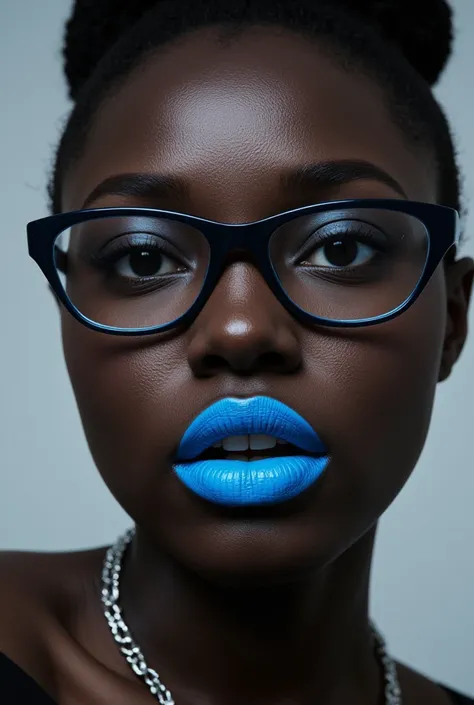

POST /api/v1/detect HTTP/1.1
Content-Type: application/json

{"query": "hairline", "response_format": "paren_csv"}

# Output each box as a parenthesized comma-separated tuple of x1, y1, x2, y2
(55, 23, 441, 215)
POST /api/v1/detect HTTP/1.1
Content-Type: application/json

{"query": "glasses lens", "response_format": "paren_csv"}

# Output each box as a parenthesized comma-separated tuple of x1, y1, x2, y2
(54, 215, 210, 329)
(269, 208, 429, 321)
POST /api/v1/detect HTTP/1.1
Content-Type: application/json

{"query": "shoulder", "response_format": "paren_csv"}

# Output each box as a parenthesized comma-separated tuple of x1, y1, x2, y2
(0, 547, 105, 685)
(441, 685, 474, 705)
(396, 661, 474, 705)
(0, 546, 106, 613)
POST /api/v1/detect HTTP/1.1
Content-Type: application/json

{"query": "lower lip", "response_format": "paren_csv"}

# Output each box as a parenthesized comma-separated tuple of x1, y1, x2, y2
(173, 455, 330, 506)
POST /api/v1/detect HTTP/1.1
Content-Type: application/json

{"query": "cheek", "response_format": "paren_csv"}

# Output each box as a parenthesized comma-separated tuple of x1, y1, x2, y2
(310, 270, 447, 521)
(61, 312, 189, 512)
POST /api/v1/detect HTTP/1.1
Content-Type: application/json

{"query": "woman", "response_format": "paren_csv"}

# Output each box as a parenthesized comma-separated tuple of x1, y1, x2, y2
(1, 0, 473, 703)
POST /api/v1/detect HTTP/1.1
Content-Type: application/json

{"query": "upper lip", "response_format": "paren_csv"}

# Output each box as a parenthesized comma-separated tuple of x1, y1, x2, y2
(175, 396, 328, 461)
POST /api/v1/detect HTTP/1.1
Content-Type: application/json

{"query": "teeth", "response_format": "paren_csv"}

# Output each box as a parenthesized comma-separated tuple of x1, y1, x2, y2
(222, 436, 249, 451)
(224, 455, 275, 462)
(249, 434, 277, 450)
(221, 435, 279, 451)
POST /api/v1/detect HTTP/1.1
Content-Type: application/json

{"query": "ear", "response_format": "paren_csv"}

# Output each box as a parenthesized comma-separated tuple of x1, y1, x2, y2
(438, 256, 474, 382)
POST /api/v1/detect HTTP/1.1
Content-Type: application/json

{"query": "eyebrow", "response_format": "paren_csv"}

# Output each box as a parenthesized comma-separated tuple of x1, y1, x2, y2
(280, 160, 408, 198)
(81, 159, 407, 209)
(82, 173, 188, 209)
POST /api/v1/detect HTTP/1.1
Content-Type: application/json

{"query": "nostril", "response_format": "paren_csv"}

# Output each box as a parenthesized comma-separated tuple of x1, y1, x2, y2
(200, 354, 229, 374)
(259, 350, 288, 370)
(200, 351, 290, 374)
(195, 350, 297, 376)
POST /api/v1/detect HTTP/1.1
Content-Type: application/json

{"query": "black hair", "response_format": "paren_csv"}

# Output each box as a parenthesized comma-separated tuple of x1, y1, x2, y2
(51, 0, 462, 252)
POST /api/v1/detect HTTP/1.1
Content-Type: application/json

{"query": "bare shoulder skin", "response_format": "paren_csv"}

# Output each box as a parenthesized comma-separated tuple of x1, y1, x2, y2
(0, 548, 103, 697)
(0, 549, 157, 704)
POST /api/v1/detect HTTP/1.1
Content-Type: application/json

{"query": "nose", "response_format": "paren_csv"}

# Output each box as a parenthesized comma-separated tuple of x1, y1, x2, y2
(186, 262, 302, 376)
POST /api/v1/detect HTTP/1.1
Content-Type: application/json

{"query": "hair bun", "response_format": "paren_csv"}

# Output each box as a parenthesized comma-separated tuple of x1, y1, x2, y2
(64, 0, 453, 101)
(337, 0, 453, 85)
(64, 0, 158, 101)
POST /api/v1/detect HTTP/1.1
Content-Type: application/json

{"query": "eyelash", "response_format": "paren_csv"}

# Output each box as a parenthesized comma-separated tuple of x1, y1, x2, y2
(294, 222, 389, 262)
(89, 234, 185, 272)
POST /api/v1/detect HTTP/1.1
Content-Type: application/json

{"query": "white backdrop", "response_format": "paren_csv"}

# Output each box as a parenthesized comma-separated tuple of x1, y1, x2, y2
(1, 0, 473, 694)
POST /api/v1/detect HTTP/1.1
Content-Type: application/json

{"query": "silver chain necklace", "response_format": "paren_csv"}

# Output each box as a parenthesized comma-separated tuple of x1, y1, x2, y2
(101, 528, 402, 704)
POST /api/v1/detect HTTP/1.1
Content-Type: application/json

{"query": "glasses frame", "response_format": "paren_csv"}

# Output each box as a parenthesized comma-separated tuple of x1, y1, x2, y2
(27, 199, 460, 336)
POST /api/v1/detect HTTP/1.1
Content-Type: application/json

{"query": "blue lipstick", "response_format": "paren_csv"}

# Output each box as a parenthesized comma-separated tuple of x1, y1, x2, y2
(174, 396, 329, 506)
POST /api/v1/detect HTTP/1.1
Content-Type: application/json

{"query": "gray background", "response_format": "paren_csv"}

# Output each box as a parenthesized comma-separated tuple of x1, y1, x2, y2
(1, 0, 474, 693)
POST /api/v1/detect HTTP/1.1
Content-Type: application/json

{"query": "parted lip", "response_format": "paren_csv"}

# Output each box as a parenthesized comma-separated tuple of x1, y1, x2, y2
(175, 396, 328, 462)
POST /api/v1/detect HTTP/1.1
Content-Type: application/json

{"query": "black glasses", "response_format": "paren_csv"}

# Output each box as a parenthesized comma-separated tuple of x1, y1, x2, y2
(27, 199, 459, 335)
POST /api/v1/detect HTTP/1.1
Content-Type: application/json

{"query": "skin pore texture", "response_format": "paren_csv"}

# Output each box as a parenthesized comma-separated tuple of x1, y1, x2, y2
(2, 26, 474, 705)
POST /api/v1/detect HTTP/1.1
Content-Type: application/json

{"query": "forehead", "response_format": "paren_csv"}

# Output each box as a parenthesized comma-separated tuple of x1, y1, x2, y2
(63, 27, 436, 216)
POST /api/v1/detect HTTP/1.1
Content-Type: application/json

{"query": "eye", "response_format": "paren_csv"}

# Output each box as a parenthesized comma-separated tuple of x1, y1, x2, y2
(114, 247, 182, 279)
(303, 234, 377, 269)
(296, 219, 390, 271)
(88, 232, 189, 282)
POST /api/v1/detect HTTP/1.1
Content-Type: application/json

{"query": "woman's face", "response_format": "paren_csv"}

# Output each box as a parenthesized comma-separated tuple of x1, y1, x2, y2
(60, 28, 469, 580)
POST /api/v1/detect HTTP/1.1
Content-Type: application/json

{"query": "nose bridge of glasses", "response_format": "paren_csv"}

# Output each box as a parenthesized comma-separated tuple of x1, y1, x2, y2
(206, 218, 277, 259)
(201, 219, 282, 308)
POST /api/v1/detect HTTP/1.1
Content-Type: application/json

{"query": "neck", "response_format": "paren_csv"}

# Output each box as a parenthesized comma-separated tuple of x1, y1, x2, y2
(120, 525, 382, 705)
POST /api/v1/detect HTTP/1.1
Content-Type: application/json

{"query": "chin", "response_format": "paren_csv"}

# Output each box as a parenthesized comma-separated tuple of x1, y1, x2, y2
(158, 507, 358, 588)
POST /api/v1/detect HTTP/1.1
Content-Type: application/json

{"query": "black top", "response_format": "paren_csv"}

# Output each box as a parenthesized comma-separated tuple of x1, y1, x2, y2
(1, 653, 473, 704)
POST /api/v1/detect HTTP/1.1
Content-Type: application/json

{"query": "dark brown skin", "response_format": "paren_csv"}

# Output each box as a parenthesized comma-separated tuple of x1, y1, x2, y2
(1, 27, 473, 705)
